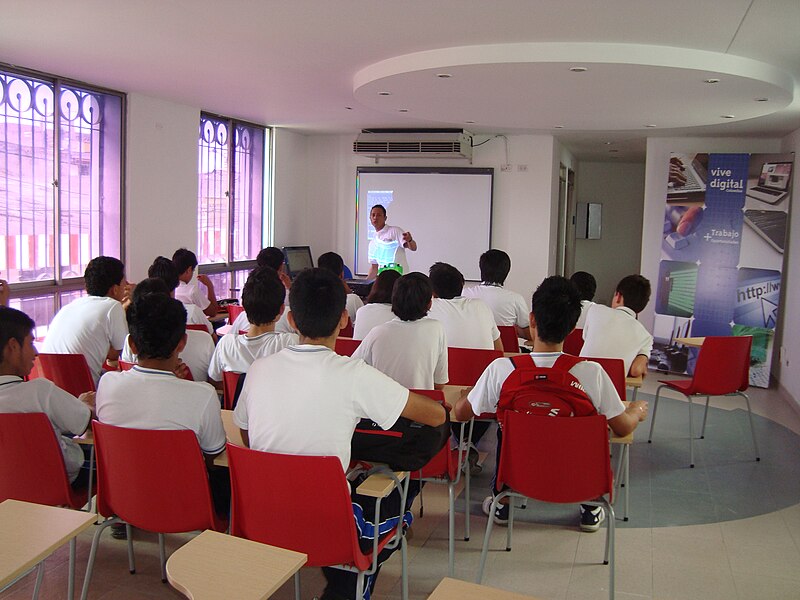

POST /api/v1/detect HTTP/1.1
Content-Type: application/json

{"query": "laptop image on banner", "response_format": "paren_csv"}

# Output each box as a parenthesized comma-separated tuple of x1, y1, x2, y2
(667, 153, 708, 198)
(747, 161, 792, 205)
(744, 209, 787, 254)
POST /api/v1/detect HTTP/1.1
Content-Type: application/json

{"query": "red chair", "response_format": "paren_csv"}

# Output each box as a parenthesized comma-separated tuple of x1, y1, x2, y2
(80, 422, 227, 600)
(447, 347, 503, 387)
(563, 328, 584, 356)
(582, 356, 627, 401)
(409, 389, 469, 576)
(119, 360, 136, 371)
(227, 444, 408, 600)
(497, 326, 520, 353)
(477, 412, 615, 599)
(0, 412, 90, 598)
(226, 304, 245, 325)
(339, 318, 354, 339)
(186, 323, 212, 334)
(222, 371, 242, 411)
(34, 353, 96, 396)
(334, 337, 361, 357)
(647, 335, 759, 468)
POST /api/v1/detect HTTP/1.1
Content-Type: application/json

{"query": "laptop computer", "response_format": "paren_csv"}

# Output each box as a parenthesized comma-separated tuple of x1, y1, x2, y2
(743, 209, 787, 253)
(746, 161, 792, 205)
(667, 153, 708, 198)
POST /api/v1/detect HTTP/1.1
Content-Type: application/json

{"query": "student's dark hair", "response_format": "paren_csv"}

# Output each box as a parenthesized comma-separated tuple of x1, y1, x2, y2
(616, 274, 651, 314)
(429, 262, 464, 299)
(392, 272, 433, 321)
(148, 256, 180, 292)
(172, 248, 198, 275)
(479, 249, 511, 285)
(289, 268, 346, 339)
(370, 204, 386, 216)
(531, 276, 582, 344)
(127, 294, 187, 360)
(242, 267, 286, 326)
(570, 271, 597, 302)
(84, 256, 125, 297)
(130, 278, 171, 303)
(256, 247, 285, 271)
(366, 269, 401, 304)
(317, 252, 344, 277)
(0, 306, 35, 358)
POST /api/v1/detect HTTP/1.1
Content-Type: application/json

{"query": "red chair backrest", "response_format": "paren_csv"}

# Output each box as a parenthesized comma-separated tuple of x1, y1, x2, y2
(119, 360, 136, 371)
(447, 347, 503, 386)
(497, 412, 612, 504)
(497, 326, 520, 353)
(186, 324, 211, 333)
(0, 412, 87, 508)
(409, 390, 455, 480)
(227, 304, 245, 325)
(222, 371, 242, 411)
(339, 319, 354, 339)
(563, 328, 584, 356)
(92, 421, 224, 533)
(227, 444, 366, 569)
(334, 337, 361, 357)
(689, 335, 752, 395)
(35, 353, 95, 396)
(581, 356, 627, 401)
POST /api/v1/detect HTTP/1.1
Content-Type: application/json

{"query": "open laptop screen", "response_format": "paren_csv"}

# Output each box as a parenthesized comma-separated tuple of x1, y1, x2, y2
(757, 162, 792, 190)
(282, 246, 314, 278)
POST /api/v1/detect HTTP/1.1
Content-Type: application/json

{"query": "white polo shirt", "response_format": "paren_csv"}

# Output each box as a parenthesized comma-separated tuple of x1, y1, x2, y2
(427, 297, 500, 349)
(368, 225, 409, 274)
(233, 345, 408, 474)
(186, 303, 214, 335)
(576, 300, 595, 329)
(467, 352, 625, 420)
(208, 330, 299, 381)
(96, 367, 226, 455)
(353, 317, 448, 390)
(346, 293, 364, 325)
(463, 284, 529, 328)
(175, 280, 210, 311)
(42, 295, 128, 384)
(0, 376, 91, 482)
(352, 303, 394, 340)
(580, 304, 654, 375)
(226, 290, 294, 335)
(122, 329, 215, 383)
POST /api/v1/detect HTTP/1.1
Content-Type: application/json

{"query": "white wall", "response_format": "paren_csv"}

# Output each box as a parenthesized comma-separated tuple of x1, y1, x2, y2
(779, 127, 800, 406)
(574, 161, 646, 304)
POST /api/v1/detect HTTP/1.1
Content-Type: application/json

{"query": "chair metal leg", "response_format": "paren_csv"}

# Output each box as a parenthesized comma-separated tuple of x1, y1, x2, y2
(464, 462, 471, 541)
(355, 572, 365, 600)
(688, 394, 695, 468)
(740, 392, 761, 461)
(293, 571, 301, 600)
(647, 385, 666, 442)
(624, 445, 630, 521)
(605, 500, 616, 600)
(700, 396, 710, 438)
(477, 493, 504, 583)
(417, 471, 424, 517)
(80, 518, 119, 600)
(68, 537, 76, 600)
(506, 498, 514, 552)
(158, 533, 167, 583)
(126, 524, 135, 574)
(401, 535, 408, 600)
(447, 483, 455, 576)
(32, 561, 44, 600)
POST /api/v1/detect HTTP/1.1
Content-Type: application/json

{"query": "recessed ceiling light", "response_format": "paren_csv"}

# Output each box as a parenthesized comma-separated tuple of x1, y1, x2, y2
(704, 78, 721, 84)
(378, 91, 392, 96)
(721, 114, 736, 119)
(569, 66, 588, 72)
(436, 73, 452, 79)
(465, 120, 476, 124)
(398, 108, 408, 113)
(344, 106, 353, 110)
(554, 125, 564, 129)
(645, 124, 657, 128)
(755, 97, 769, 102)
(604, 141, 613, 145)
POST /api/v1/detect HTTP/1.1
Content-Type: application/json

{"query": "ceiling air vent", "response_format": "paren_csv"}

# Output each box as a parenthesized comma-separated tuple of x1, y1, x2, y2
(354, 129, 472, 159)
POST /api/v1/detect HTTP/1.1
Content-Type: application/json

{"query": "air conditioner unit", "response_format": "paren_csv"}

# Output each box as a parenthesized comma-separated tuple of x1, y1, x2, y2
(353, 129, 472, 159)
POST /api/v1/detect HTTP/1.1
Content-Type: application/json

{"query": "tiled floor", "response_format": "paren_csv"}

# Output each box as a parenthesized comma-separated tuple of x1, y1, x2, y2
(3, 376, 800, 599)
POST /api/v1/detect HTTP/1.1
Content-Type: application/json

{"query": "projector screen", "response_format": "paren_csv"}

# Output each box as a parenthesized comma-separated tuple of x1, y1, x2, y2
(355, 167, 493, 281)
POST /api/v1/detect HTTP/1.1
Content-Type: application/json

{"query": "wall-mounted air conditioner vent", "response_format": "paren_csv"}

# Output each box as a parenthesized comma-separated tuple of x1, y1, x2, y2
(353, 129, 472, 159)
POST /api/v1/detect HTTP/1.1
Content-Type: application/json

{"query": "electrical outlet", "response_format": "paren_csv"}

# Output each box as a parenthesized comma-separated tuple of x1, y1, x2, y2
(500, 164, 512, 172)
(517, 164, 528, 172)
(781, 346, 789, 367)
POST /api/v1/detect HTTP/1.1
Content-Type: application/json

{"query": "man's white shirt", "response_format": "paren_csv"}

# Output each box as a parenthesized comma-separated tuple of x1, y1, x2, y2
(427, 297, 500, 349)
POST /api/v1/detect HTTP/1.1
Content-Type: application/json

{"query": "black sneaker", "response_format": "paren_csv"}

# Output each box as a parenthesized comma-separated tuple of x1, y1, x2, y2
(466, 447, 482, 476)
(482, 495, 509, 526)
(110, 523, 128, 540)
(579, 505, 605, 532)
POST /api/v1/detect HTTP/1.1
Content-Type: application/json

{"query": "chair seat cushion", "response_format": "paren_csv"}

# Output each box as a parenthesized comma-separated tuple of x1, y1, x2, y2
(659, 379, 693, 393)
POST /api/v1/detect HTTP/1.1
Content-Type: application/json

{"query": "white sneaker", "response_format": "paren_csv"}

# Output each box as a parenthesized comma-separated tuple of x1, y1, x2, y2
(579, 505, 605, 532)
(482, 495, 509, 526)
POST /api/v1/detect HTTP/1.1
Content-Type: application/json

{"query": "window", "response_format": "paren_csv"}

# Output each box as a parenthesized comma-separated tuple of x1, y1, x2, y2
(197, 114, 269, 298)
(0, 67, 124, 332)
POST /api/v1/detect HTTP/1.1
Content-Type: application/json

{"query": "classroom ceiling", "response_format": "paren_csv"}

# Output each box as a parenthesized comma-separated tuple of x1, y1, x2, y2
(2, 0, 799, 162)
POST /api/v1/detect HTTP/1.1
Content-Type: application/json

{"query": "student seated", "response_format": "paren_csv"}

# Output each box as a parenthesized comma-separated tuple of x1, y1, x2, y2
(580, 274, 653, 378)
(43, 256, 129, 385)
(317, 251, 363, 325)
(121, 278, 215, 382)
(172, 247, 220, 318)
(570, 271, 597, 328)
(353, 272, 447, 390)
(352, 269, 401, 340)
(455, 276, 649, 531)
(0, 306, 95, 487)
(463, 249, 531, 340)
(427, 262, 503, 351)
(233, 268, 445, 600)
(150, 256, 214, 336)
(227, 247, 294, 335)
(208, 267, 299, 387)
(96, 293, 228, 513)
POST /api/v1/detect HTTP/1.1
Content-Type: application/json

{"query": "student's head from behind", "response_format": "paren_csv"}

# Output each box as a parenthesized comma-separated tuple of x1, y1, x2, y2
(84, 256, 126, 300)
(242, 267, 285, 326)
(127, 293, 187, 360)
(148, 256, 180, 293)
(172, 248, 198, 281)
(614, 275, 651, 314)
(366, 269, 401, 304)
(130, 277, 171, 305)
(429, 262, 464, 299)
(531, 276, 581, 344)
(479, 249, 511, 285)
(317, 252, 345, 279)
(370, 204, 387, 230)
(392, 272, 433, 322)
(0, 306, 37, 377)
(256, 247, 286, 271)
(288, 268, 346, 339)
(570, 271, 597, 302)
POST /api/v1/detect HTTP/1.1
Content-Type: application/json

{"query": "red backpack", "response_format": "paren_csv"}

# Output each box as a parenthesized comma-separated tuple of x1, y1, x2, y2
(496, 354, 597, 425)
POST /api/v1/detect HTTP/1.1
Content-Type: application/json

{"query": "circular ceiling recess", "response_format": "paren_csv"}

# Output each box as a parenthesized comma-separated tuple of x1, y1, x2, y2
(353, 43, 793, 131)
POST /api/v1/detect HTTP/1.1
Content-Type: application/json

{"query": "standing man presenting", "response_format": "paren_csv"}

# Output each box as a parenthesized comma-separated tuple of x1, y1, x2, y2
(367, 204, 417, 279)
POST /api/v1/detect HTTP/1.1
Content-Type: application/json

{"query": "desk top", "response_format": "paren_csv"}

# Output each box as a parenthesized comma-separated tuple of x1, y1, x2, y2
(675, 336, 705, 348)
(428, 577, 542, 600)
(356, 470, 408, 498)
(166, 530, 306, 600)
(0, 499, 97, 588)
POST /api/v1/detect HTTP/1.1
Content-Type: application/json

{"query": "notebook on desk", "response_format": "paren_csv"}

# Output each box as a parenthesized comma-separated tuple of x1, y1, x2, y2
(747, 161, 792, 205)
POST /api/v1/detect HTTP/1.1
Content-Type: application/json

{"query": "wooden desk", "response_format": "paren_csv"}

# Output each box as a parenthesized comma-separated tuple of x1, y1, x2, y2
(213, 409, 244, 467)
(166, 530, 306, 600)
(0, 499, 96, 594)
(625, 374, 643, 401)
(356, 470, 408, 498)
(428, 577, 542, 600)
(675, 336, 705, 348)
